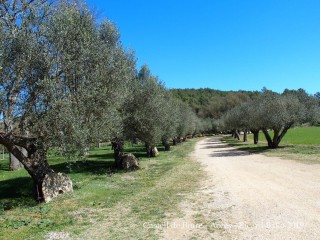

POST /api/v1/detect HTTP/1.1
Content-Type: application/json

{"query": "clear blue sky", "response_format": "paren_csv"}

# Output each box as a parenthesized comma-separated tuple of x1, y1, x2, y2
(86, 0, 320, 94)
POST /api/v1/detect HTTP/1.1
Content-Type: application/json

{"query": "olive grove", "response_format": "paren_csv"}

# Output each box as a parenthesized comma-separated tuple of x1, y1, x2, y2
(222, 90, 320, 148)
(0, 0, 207, 201)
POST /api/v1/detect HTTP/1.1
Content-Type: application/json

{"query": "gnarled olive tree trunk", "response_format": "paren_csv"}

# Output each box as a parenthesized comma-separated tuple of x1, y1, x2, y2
(111, 140, 124, 168)
(0, 134, 50, 196)
(233, 130, 240, 140)
(251, 129, 260, 144)
(262, 124, 292, 148)
(145, 143, 158, 157)
(111, 140, 139, 170)
(9, 153, 24, 171)
(0, 133, 72, 201)
(161, 138, 170, 151)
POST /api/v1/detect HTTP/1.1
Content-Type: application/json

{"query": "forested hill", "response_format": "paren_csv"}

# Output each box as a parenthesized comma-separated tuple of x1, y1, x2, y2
(170, 88, 260, 119)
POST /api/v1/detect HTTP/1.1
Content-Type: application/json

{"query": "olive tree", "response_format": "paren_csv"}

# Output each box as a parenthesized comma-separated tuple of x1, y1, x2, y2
(123, 65, 167, 157)
(43, 4, 135, 154)
(253, 92, 308, 148)
(160, 93, 179, 151)
(0, 0, 55, 170)
(223, 90, 319, 148)
(222, 107, 242, 140)
(0, 0, 136, 200)
(175, 101, 197, 142)
(245, 91, 317, 148)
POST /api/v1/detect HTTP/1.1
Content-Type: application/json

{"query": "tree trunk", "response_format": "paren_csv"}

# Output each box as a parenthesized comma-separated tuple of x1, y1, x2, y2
(0, 133, 52, 199)
(4, 109, 23, 171)
(243, 130, 248, 142)
(234, 130, 240, 140)
(251, 129, 260, 144)
(262, 129, 273, 148)
(267, 124, 292, 149)
(9, 153, 24, 171)
(111, 140, 124, 168)
(162, 139, 170, 151)
(146, 143, 158, 157)
(272, 129, 280, 148)
(277, 124, 292, 145)
(173, 137, 182, 145)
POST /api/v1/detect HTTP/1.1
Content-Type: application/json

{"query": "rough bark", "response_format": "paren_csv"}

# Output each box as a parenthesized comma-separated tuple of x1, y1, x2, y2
(173, 138, 177, 146)
(42, 172, 73, 202)
(9, 153, 24, 171)
(118, 153, 139, 171)
(0, 132, 73, 201)
(111, 140, 124, 168)
(262, 129, 273, 148)
(146, 143, 159, 157)
(262, 124, 292, 149)
(234, 130, 240, 140)
(162, 139, 171, 151)
(251, 129, 260, 144)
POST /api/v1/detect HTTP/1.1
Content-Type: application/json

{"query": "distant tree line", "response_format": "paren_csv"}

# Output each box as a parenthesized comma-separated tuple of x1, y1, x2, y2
(174, 88, 320, 148)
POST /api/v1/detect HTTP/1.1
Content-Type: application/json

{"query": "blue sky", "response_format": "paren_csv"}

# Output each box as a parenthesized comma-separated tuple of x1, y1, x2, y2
(86, 0, 320, 94)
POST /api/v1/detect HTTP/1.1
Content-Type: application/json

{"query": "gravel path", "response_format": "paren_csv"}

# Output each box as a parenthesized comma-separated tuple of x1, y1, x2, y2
(162, 137, 320, 240)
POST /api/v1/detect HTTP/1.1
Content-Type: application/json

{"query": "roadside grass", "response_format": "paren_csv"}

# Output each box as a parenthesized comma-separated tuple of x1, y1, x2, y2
(0, 139, 203, 240)
(248, 126, 320, 145)
(223, 127, 320, 164)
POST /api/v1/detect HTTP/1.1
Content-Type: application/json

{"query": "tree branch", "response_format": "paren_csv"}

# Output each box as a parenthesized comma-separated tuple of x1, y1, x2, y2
(0, 132, 36, 149)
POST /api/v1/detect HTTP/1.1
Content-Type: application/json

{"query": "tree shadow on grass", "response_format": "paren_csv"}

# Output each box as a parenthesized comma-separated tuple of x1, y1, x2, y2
(0, 177, 37, 210)
(0, 159, 9, 171)
(50, 159, 115, 175)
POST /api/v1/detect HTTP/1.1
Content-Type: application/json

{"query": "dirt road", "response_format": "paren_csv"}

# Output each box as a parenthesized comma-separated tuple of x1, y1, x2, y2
(163, 138, 320, 240)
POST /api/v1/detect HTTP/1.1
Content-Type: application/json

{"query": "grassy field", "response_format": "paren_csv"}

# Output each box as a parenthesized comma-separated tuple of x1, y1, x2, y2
(248, 126, 320, 145)
(0, 140, 203, 240)
(224, 126, 320, 164)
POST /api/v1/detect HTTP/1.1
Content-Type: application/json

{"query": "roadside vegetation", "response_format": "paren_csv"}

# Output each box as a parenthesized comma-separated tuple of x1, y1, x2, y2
(248, 126, 320, 145)
(0, 139, 203, 240)
(0, 0, 320, 238)
(0, 0, 211, 202)
(223, 126, 320, 164)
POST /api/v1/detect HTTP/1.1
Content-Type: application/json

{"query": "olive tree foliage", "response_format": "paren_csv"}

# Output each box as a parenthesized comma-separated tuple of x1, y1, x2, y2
(123, 65, 168, 157)
(283, 89, 320, 125)
(0, 0, 55, 170)
(256, 92, 307, 148)
(175, 101, 198, 138)
(0, 0, 136, 199)
(223, 90, 319, 148)
(40, 2, 136, 154)
(160, 92, 179, 151)
(222, 106, 242, 140)
(222, 102, 260, 143)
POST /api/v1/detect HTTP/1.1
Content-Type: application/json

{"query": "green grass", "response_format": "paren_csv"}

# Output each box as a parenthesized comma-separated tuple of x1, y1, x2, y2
(0, 153, 9, 161)
(0, 140, 203, 240)
(248, 126, 320, 145)
(223, 126, 320, 164)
